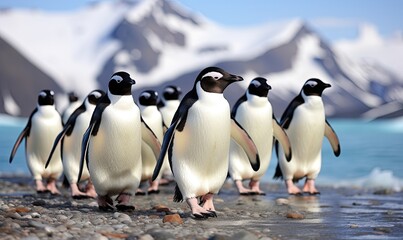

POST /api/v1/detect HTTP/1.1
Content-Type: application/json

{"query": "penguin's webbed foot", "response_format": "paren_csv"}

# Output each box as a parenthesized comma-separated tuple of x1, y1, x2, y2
(97, 195, 114, 211)
(303, 191, 320, 195)
(147, 189, 160, 195)
(98, 205, 114, 212)
(116, 204, 135, 212)
(135, 189, 146, 196)
(289, 192, 303, 196)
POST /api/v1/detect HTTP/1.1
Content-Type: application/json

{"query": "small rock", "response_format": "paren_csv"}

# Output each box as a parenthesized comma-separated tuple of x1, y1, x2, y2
(100, 232, 129, 239)
(373, 227, 392, 233)
(275, 198, 289, 205)
(349, 224, 359, 228)
(32, 200, 46, 206)
(153, 204, 171, 213)
(138, 234, 155, 240)
(162, 214, 183, 224)
(286, 211, 304, 219)
(230, 230, 259, 240)
(6, 212, 21, 219)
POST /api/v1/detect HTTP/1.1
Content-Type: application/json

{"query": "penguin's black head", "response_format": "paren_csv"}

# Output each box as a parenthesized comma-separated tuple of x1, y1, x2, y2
(68, 92, 79, 103)
(87, 89, 106, 105)
(38, 90, 55, 106)
(302, 78, 331, 97)
(163, 85, 182, 100)
(248, 77, 272, 97)
(108, 71, 136, 95)
(195, 66, 243, 93)
(139, 90, 159, 106)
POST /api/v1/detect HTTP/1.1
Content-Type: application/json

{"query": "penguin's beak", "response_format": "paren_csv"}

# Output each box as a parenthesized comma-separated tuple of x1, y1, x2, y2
(323, 83, 331, 89)
(267, 85, 272, 91)
(230, 74, 243, 82)
(130, 79, 136, 85)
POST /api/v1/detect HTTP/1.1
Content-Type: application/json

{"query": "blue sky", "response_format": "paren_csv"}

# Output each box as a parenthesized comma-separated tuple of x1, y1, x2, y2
(0, 0, 401, 42)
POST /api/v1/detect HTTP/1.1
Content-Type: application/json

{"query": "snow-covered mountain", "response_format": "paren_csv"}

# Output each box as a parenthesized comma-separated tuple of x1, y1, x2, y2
(0, 0, 402, 119)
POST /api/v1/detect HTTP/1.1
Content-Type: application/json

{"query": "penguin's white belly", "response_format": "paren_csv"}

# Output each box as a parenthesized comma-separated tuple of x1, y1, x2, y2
(141, 107, 164, 180)
(172, 101, 230, 198)
(160, 101, 179, 126)
(27, 114, 63, 180)
(88, 107, 142, 196)
(63, 114, 91, 184)
(280, 105, 325, 180)
(229, 104, 273, 180)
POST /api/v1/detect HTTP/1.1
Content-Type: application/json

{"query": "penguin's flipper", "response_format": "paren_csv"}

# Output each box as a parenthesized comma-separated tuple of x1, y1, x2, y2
(141, 116, 161, 160)
(9, 123, 30, 163)
(77, 96, 110, 182)
(45, 125, 71, 168)
(272, 118, 292, 162)
(77, 123, 94, 183)
(324, 120, 341, 157)
(152, 120, 178, 181)
(230, 118, 260, 171)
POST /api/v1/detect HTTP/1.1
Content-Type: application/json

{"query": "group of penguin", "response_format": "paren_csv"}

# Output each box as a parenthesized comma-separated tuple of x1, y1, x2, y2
(8, 66, 341, 219)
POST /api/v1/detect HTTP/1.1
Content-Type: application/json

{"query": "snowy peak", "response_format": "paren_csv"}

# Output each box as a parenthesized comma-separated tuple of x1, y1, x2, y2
(0, 0, 402, 119)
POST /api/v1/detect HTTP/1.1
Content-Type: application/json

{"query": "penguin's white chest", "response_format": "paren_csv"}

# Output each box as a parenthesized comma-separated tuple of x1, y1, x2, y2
(172, 93, 231, 197)
(88, 97, 142, 195)
(236, 100, 273, 160)
(27, 106, 63, 178)
(231, 100, 274, 178)
(288, 98, 325, 162)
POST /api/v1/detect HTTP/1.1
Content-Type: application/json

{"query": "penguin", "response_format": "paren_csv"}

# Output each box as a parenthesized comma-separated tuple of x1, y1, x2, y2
(157, 85, 182, 130)
(137, 90, 165, 194)
(157, 85, 182, 183)
(62, 91, 81, 124)
(229, 77, 292, 195)
(9, 90, 64, 194)
(152, 67, 260, 219)
(273, 78, 341, 195)
(78, 72, 161, 211)
(45, 90, 106, 199)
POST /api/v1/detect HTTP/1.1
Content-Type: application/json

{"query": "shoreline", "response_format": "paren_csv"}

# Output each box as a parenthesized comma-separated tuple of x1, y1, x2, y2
(1, 176, 403, 239)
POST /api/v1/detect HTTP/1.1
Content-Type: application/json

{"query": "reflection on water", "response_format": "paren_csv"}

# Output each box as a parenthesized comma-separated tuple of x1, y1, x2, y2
(287, 195, 322, 213)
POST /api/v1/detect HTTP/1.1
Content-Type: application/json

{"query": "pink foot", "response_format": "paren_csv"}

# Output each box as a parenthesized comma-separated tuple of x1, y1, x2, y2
(235, 180, 252, 195)
(46, 179, 61, 195)
(186, 197, 216, 219)
(70, 183, 88, 199)
(35, 180, 48, 193)
(116, 193, 135, 211)
(147, 180, 160, 194)
(302, 179, 320, 195)
(285, 179, 302, 195)
(249, 180, 265, 195)
(84, 180, 97, 198)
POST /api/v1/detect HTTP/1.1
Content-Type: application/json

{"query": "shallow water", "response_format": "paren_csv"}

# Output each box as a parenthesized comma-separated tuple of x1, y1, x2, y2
(1, 117, 403, 191)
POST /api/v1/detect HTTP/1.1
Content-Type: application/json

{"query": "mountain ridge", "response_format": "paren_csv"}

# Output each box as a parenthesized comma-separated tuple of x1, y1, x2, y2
(0, 0, 402, 119)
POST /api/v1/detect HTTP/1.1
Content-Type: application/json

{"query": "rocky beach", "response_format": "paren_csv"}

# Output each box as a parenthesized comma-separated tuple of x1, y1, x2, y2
(1, 176, 402, 240)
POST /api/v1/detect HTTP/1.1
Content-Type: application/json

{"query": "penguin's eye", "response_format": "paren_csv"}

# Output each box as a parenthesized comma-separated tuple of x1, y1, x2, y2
(305, 80, 318, 88)
(202, 71, 223, 81)
(251, 80, 261, 88)
(111, 75, 123, 83)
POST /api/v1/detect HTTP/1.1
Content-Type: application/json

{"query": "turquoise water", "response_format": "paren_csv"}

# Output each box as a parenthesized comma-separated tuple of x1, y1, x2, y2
(1, 117, 403, 190)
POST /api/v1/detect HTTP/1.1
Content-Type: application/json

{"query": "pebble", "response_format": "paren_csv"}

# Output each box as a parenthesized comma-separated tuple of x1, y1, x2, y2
(162, 214, 183, 224)
(286, 211, 304, 219)
(1, 178, 401, 240)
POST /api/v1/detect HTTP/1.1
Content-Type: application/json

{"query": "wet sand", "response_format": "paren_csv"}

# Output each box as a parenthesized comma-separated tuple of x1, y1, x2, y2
(1, 176, 402, 239)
